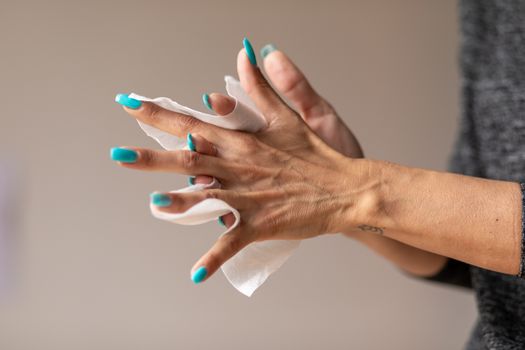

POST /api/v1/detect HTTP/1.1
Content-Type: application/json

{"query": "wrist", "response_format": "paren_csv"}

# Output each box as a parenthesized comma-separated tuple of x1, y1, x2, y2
(338, 159, 404, 235)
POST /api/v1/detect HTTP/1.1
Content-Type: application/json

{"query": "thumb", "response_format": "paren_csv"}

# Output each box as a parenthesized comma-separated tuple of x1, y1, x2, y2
(261, 44, 325, 117)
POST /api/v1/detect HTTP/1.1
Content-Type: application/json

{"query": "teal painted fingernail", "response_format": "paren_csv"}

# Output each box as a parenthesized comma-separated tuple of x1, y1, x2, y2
(110, 147, 138, 163)
(115, 93, 142, 109)
(243, 37, 257, 66)
(150, 192, 172, 207)
(187, 133, 196, 152)
(188, 176, 195, 186)
(260, 44, 277, 59)
(218, 216, 226, 227)
(192, 266, 207, 284)
(202, 93, 213, 111)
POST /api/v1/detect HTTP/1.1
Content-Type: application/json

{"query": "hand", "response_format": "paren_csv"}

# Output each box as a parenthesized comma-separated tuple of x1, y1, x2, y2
(260, 45, 363, 158)
(113, 39, 376, 283)
(259, 46, 367, 241)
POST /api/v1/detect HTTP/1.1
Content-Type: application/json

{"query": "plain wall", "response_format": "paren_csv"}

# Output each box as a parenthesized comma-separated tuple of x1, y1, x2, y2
(0, 1, 477, 349)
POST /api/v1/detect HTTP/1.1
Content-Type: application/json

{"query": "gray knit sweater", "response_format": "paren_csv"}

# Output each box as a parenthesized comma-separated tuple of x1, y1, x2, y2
(426, 1, 525, 349)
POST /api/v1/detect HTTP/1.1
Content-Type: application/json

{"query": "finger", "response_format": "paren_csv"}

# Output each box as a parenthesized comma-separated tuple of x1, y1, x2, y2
(187, 132, 218, 186)
(190, 228, 251, 284)
(115, 94, 228, 144)
(188, 133, 217, 156)
(110, 147, 228, 178)
(150, 189, 249, 213)
(199, 94, 253, 159)
(202, 93, 236, 116)
(260, 45, 324, 117)
(188, 175, 214, 186)
(237, 38, 290, 121)
(218, 213, 236, 228)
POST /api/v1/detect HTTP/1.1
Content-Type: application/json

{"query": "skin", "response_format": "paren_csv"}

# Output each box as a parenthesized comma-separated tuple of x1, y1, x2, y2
(115, 46, 523, 283)
(259, 49, 448, 277)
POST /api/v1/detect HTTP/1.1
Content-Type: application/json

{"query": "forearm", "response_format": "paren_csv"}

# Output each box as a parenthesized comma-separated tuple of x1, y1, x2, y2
(348, 160, 523, 275)
(343, 230, 448, 277)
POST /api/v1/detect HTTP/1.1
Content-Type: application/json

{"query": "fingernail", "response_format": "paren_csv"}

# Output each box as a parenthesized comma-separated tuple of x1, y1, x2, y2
(150, 192, 172, 207)
(187, 133, 196, 152)
(243, 37, 257, 66)
(192, 266, 207, 284)
(202, 93, 213, 111)
(110, 147, 138, 163)
(115, 93, 142, 109)
(188, 176, 195, 186)
(218, 216, 226, 227)
(260, 44, 277, 59)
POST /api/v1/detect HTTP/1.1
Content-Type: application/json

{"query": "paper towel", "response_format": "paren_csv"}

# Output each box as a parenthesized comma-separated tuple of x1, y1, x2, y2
(129, 76, 300, 297)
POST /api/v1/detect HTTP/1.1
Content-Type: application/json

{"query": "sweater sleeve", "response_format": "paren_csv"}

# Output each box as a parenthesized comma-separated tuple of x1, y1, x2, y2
(423, 258, 472, 289)
(518, 183, 525, 278)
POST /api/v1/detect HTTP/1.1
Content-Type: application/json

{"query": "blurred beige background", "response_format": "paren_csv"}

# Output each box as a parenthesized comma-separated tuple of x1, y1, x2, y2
(0, 0, 476, 349)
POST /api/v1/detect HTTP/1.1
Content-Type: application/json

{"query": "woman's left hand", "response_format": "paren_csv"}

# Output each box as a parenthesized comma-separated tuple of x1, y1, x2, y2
(114, 40, 374, 282)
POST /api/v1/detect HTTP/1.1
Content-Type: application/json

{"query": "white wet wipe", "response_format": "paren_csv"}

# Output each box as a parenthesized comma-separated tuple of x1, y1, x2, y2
(129, 76, 300, 297)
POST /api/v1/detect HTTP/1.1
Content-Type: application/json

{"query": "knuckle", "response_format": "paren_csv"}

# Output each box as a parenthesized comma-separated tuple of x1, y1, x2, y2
(206, 250, 221, 267)
(204, 190, 220, 200)
(236, 164, 262, 182)
(208, 142, 219, 156)
(236, 134, 258, 152)
(280, 71, 303, 96)
(146, 104, 162, 122)
(265, 109, 281, 122)
(139, 150, 156, 166)
(261, 106, 288, 125)
(181, 150, 201, 169)
(220, 234, 243, 255)
(173, 114, 200, 132)
(254, 77, 271, 91)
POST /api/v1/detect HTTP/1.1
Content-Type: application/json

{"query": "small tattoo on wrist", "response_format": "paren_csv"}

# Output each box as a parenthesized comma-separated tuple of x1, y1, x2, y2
(357, 224, 385, 235)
